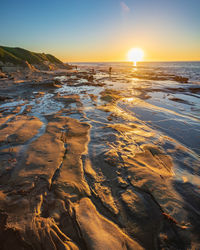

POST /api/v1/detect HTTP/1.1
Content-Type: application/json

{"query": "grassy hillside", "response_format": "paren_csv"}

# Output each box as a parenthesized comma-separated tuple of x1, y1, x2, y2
(0, 46, 63, 66)
(0, 47, 22, 65)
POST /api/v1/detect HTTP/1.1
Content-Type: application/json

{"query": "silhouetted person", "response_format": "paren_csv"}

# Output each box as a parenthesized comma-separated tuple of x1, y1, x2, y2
(109, 67, 112, 75)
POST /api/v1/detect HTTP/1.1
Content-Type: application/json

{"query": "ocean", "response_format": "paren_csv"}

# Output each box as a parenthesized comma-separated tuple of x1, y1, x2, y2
(75, 61, 200, 82)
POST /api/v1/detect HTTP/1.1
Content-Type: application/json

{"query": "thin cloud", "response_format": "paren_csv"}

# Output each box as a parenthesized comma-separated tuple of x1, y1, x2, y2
(120, 1, 130, 13)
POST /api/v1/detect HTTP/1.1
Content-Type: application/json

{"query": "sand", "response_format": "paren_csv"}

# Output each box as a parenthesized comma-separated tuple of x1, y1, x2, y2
(0, 67, 199, 249)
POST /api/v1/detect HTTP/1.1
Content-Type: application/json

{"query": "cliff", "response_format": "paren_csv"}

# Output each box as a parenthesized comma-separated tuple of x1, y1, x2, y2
(0, 46, 67, 71)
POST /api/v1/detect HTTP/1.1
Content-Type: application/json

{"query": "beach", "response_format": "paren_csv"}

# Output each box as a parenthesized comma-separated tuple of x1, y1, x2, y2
(0, 62, 200, 249)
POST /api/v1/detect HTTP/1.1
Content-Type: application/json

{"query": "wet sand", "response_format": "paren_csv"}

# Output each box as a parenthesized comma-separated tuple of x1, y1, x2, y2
(0, 67, 200, 249)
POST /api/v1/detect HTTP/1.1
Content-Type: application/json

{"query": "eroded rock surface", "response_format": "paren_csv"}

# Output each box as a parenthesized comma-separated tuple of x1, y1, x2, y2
(0, 67, 200, 250)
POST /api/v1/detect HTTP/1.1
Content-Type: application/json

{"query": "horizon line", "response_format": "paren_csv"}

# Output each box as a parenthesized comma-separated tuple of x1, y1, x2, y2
(67, 60, 200, 63)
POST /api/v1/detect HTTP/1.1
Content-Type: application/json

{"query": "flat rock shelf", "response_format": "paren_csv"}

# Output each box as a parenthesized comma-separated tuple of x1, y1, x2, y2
(0, 66, 200, 250)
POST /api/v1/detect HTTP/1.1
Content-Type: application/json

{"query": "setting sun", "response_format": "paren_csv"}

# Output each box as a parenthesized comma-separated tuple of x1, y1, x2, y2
(127, 48, 144, 66)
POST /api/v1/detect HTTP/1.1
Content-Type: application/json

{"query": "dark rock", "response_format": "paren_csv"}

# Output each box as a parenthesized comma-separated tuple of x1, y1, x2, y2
(0, 96, 11, 102)
(173, 76, 188, 83)
(0, 72, 7, 78)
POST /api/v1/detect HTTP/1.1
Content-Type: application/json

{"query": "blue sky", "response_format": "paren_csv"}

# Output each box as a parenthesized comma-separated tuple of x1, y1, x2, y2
(1, 0, 200, 61)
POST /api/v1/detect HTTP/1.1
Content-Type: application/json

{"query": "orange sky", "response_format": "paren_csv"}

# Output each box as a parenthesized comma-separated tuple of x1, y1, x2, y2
(1, 0, 200, 62)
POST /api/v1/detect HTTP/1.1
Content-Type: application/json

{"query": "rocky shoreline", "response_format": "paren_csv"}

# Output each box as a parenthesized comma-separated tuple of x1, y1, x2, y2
(0, 66, 200, 250)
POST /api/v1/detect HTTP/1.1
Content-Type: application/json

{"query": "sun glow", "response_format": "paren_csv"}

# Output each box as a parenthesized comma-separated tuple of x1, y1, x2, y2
(127, 48, 144, 66)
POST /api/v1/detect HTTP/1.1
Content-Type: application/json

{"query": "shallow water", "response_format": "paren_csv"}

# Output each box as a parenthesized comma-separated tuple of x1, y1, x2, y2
(0, 62, 200, 249)
(1, 65, 199, 181)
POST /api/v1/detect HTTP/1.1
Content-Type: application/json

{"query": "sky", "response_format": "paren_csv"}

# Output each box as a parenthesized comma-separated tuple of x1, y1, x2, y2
(1, 0, 200, 62)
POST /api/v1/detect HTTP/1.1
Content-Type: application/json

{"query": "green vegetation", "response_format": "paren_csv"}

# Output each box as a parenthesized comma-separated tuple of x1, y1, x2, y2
(0, 46, 63, 66)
